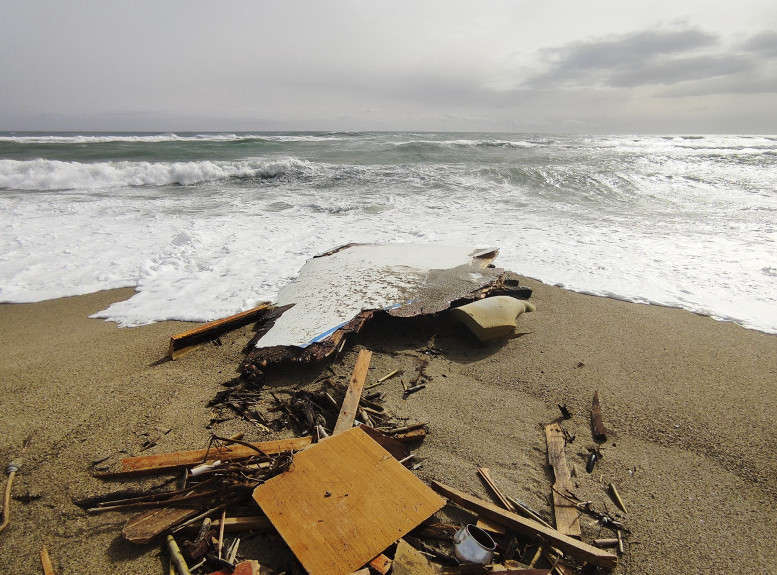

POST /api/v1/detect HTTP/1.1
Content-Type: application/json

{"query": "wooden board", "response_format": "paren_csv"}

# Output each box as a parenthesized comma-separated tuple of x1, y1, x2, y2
(333, 349, 372, 435)
(94, 437, 312, 478)
(169, 303, 272, 359)
(545, 423, 581, 538)
(253, 427, 445, 575)
(431, 481, 617, 570)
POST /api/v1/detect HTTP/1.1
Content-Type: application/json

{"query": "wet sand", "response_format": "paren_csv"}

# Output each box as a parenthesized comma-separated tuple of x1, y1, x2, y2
(1, 279, 775, 574)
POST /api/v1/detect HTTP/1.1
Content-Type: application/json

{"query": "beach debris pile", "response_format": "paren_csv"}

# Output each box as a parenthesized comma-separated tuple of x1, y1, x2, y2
(83, 244, 627, 574)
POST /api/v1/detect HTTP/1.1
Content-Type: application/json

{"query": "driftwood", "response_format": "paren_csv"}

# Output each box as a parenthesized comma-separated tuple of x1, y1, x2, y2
(431, 481, 618, 570)
(93, 437, 311, 478)
(169, 304, 273, 360)
(545, 423, 581, 538)
(591, 391, 607, 442)
(333, 349, 373, 434)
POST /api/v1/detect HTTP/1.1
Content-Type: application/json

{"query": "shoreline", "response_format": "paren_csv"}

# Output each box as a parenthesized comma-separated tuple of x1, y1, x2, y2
(1, 280, 776, 573)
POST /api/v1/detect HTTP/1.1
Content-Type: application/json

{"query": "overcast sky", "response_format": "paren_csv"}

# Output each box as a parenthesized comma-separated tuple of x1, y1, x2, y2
(2, 1, 776, 133)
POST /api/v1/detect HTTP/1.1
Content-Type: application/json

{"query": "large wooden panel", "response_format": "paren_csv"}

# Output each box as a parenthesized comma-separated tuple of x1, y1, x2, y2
(253, 427, 445, 575)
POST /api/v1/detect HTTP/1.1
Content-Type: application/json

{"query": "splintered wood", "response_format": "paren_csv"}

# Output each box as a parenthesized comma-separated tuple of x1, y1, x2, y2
(252, 427, 445, 575)
(545, 423, 581, 538)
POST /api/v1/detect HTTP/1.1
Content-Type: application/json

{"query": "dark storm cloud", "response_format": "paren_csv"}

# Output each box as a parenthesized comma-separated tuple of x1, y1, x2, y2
(522, 27, 776, 94)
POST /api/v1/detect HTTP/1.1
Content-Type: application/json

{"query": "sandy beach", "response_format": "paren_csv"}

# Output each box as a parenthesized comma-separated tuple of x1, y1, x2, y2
(1, 279, 776, 574)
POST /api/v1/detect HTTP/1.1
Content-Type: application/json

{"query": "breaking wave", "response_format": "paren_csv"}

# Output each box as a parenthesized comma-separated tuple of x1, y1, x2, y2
(0, 158, 309, 190)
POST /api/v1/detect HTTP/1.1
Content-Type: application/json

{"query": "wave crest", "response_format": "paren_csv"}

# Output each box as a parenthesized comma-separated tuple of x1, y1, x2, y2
(0, 158, 307, 190)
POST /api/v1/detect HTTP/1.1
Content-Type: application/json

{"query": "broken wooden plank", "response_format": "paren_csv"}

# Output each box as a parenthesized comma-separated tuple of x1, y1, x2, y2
(253, 427, 445, 575)
(591, 390, 607, 442)
(332, 349, 372, 435)
(93, 437, 312, 478)
(124, 507, 200, 544)
(545, 423, 581, 538)
(169, 303, 273, 360)
(431, 481, 617, 570)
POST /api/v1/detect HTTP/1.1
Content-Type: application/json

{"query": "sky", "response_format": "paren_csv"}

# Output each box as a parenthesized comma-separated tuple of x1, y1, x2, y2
(1, 1, 776, 133)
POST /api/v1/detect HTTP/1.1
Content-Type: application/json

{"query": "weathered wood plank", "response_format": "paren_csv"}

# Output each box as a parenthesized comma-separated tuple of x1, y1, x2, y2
(333, 349, 372, 435)
(431, 481, 617, 570)
(93, 437, 312, 478)
(123, 507, 200, 544)
(169, 303, 273, 359)
(545, 423, 581, 538)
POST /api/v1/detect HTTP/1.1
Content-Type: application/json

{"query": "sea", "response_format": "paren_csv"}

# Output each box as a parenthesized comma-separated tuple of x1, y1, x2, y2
(1, 132, 775, 334)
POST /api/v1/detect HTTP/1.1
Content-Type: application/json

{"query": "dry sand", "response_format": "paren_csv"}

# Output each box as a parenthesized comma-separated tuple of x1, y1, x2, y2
(1, 279, 776, 574)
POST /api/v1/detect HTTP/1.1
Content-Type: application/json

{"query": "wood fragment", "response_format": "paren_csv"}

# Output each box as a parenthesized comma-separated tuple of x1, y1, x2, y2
(368, 553, 393, 575)
(591, 391, 607, 442)
(40, 546, 55, 575)
(545, 423, 581, 538)
(477, 467, 518, 512)
(617, 530, 625, 555)
(93, 437, 312, 478)
(123, 506, 202, 544)
(431, 481, 617, 569)
(333, 349, 373, 435)
(167, 534, 192, 575)
(593, 538, 619, 548)
(169, 303, 272, 359)
(608, 482, 627, 513)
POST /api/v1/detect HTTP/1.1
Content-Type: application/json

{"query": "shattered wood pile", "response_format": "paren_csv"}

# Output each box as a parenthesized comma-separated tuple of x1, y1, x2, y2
(84, 244, 628, 574)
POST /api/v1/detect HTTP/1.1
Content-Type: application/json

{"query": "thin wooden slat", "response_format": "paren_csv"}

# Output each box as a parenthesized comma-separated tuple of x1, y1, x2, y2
(333, 349, 372, 435)
(545, 423, 581, 538)
(93, 437, 312, 478)
(431, 481, 617, 570)
(40, 546, 55, 575)
(253, 427, 445, 575)
(169, 303, 273, 359)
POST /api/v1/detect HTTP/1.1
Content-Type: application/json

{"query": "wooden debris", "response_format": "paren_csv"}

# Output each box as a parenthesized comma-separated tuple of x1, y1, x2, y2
(169, 303, 273, 360)
(368, 554, 393, 575)
(124, 507, 201, 544)
(333, 349, 373, 435)
(593, 538, 619, 548)
(591, 391, 607, 442)
(616, 529, 625, 555)
(431, 481, 618, 570)
(93, 437, 312, 478)
(253, 427, 445, 575)
(40, 546, 55, 575)
(608, 482, 627, 513)
(545, 423, 581, 538)
(477, 467, 518, 512)
(167, 534, 192, 575)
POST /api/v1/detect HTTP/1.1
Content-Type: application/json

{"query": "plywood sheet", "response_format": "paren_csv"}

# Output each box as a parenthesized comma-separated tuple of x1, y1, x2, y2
(253, 427, 445, 575)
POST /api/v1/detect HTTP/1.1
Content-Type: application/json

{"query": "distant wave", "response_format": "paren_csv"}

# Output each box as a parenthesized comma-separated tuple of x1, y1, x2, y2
(392, 139, 538, 151)
(0, 133, 347, 145)
(0, 158, 308, 190)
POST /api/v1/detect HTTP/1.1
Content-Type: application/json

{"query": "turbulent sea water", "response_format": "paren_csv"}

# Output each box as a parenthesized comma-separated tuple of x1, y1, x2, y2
(0, 131, 775, 333)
